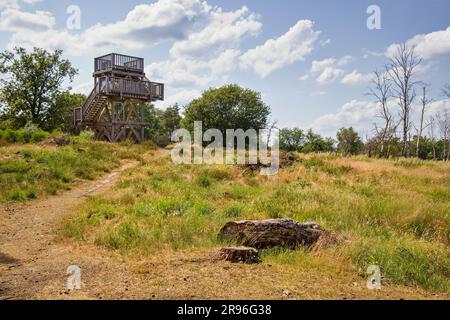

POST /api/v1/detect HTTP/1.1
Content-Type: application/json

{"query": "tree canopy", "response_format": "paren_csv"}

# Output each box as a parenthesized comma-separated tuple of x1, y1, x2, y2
(337, 127, 364, 156)
(0, 47, 78, 130)
(279, 127, 335, 153)
(181, 84, 270, 133)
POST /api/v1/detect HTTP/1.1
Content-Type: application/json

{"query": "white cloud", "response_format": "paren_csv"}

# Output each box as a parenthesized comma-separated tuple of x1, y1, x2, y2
(0, 0, 19, 10)
(337, 55, 352, 66)
(170, 6, 261, 58)
(22, 0, 44, 4)
(308, 56, 352, 85)
(240, 20, 320, 78)
(427, 99, 450, 118)
(1, 0, 212, 55)
(146, 49, 240, 88)
(155, 89, 201, 109)
(387, 26, 450, 59)
(71, 81, 93, 96)
(310, 100, 380, 137)
(316, 66, 343, 85)
(0, 8, 54, 32)
(310, 58, 335, 73)
(341, 70, 372, 86)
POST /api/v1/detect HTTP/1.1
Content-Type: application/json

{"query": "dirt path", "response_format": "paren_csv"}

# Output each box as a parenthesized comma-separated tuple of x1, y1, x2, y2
(0, 158, 146, 299)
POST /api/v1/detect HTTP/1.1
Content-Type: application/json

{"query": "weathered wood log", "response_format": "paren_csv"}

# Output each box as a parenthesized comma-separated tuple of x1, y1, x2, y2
(216, 247, 261, 264)
(218, 219, 325, 249)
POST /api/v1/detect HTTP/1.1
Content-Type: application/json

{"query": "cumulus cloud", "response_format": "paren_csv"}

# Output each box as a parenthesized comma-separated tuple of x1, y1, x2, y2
(387, 26, 450, 59)
(316, 67, 343, 85)
(310, 100, 378, 136)
(308, 57, 350, 85)
(0, 0, 19, 10)
(240, 20, 320, 78)
(1, 0, 212, 55)
(155, 89, 201, 109)
(310, 58, 335, 73)
(170, 6, 261, 58)
(341, 70, 372, 86)
(0, 8, 54, 32)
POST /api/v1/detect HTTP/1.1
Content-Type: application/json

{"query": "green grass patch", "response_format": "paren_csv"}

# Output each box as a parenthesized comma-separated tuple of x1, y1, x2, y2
(0, 139, 149, 202)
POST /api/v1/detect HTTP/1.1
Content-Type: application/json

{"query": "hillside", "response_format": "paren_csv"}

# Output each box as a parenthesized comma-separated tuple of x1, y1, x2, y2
(1, 141, 448, 299)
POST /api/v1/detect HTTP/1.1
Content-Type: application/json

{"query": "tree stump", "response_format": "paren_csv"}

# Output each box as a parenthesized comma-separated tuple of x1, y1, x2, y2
(216, 247, 261, 264)
(218, 219, 325, 249)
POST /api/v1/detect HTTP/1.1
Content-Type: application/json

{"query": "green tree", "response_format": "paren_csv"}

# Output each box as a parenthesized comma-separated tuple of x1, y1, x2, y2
(160, 104, 182, 136)
(182, 84, 270, 133)
(142, 103, 183, 146)
(303, 129, 335, 152)
(279, 127, 305, 152)
(337, 127, 364, 156)
(49, 92, 85, 132)
(0, 47, 78, 129)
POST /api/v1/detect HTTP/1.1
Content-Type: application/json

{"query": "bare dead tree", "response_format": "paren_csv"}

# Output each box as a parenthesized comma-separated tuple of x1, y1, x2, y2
(386, 43, 422, 158)
(415, 85, 432, 158)
(368, 70, 393, 157)
(427, 116, 436, 160)
(437, 111, 450, 161)
(266, 120, 278, 148)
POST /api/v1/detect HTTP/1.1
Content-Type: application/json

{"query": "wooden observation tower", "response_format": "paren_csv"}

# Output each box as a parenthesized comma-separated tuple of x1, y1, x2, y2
(74, 53, 164, 142)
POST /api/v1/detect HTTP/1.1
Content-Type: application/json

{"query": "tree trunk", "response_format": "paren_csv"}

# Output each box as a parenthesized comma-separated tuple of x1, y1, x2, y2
(215, 247, 261, 264)
(218, 219, 325, 249)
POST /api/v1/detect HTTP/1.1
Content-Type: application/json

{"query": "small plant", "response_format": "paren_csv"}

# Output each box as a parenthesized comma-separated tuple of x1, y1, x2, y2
(79, 130, 95, 141)
(222, 203, 244, 218)
(196, 175, 212, 188)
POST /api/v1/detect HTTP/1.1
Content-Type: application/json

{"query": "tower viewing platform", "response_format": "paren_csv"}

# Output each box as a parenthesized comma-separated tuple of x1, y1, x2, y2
(74, 53, 164, 142)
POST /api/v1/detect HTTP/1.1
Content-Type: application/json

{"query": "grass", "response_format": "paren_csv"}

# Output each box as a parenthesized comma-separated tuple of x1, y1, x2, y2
(0, 139, 153, 202)
(58, 152, 449, 294)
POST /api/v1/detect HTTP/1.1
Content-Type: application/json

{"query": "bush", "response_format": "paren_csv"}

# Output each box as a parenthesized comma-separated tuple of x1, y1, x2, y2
(31, 130, 49, 142)
(0, 126, 49, 144)
(2, 128, 20, 143)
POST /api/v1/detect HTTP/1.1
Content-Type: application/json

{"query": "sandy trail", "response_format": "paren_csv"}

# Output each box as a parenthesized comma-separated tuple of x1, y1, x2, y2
(0, 159, 145, 300)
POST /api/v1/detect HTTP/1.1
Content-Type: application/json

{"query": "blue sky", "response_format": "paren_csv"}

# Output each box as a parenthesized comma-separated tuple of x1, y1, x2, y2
(1, 0, 449, 137)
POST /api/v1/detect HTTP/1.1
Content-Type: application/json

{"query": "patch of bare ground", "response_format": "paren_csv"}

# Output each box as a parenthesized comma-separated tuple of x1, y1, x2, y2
(0, 157, 145, 300)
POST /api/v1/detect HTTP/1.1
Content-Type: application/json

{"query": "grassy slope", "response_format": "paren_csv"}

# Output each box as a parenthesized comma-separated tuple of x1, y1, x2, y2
(61, 152, 450, 296)
(0, 139, 151, 202)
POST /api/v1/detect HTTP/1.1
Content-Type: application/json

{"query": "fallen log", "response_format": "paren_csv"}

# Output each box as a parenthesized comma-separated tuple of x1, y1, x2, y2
(218, 219, 327, 249)
(215, 247, 261, 264)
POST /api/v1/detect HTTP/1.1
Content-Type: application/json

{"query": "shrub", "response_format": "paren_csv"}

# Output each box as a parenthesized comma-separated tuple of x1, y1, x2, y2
(31, 129, 49, 142)
(0, 126, 49, 144)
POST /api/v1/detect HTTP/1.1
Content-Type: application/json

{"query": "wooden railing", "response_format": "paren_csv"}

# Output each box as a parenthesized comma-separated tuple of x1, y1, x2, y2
(105, 77, 150, 97)
(150, 81, 164, 100)
(94, 76, 164, 100)
(94, 53, 144, 73)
